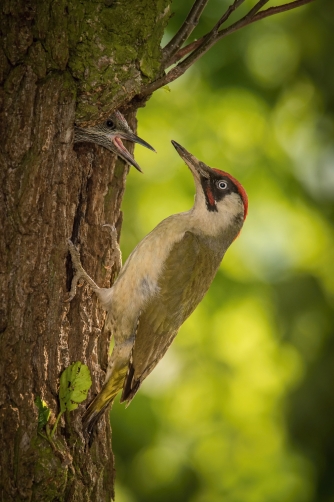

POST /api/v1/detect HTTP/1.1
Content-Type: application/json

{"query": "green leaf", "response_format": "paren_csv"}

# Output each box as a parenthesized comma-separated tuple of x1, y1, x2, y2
(59, 361, 92, 413)
(35, 396, 51, 431)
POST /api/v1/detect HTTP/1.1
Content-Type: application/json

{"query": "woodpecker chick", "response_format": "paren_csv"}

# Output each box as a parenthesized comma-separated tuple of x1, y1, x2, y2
(74, 110, 155, 173)
(67, 141, 248, 441)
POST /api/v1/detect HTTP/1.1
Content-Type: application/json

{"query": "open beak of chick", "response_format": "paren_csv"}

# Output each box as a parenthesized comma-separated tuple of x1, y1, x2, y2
(74, 110, 156, 173)
(113, 131, 156, 173)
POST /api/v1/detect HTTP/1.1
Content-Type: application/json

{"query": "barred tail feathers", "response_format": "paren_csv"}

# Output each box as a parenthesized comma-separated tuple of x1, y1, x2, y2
(82, 363, 129, 441)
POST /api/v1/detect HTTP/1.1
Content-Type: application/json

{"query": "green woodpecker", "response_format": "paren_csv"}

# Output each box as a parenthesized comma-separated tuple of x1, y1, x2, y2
(74, 110, 155, 173)
(68, 141, 248, 440)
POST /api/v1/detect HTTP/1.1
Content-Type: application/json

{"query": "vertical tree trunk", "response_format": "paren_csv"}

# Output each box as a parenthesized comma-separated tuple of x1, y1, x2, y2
(0, 1, 170, 499)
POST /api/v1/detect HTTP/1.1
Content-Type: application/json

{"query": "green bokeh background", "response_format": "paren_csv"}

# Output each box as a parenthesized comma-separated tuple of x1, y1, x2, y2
(111, 1, 334, 500)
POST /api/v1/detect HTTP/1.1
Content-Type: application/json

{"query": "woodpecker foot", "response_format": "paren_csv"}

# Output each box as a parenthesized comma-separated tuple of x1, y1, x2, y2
(102, 224, 122, 271)
(66, 240, 101, 302)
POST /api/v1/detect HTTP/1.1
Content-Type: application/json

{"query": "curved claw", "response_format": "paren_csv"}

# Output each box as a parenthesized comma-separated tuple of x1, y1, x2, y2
(66, 239, 101, 301)
(102, 224, 122, 270)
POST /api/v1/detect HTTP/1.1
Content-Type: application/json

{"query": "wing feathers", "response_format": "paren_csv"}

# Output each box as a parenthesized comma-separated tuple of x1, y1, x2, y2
(122, 231, 222, 402)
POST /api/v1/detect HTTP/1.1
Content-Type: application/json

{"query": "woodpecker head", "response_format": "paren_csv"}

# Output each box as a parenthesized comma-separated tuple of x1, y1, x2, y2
(172, 141, 248, 235)
(74, 111, 155, 173)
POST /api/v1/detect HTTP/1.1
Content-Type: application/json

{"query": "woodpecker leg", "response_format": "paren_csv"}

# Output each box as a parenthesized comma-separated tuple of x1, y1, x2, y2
(102, 224, 122, 271)
(66, 239, 101, 302)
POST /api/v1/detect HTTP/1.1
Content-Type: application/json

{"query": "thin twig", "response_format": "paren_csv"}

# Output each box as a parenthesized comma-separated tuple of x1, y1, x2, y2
(244, 0, 270, 18)
(213, 0, 312, 43)
(212, 0, 247, 34)
(139, 0, 315, 98)
(164, 0, 247, 69)
(170, 0, 305, 65)
(246, 0, 315, 21)
(162, 0, 210, 64)
(169, 39, 203, 66)
(181, 0, 266, 66)
(170, 0, 266, 70)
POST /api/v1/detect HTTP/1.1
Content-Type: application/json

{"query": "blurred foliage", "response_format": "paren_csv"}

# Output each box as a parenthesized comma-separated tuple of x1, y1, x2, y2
(111, 1, 334, 501)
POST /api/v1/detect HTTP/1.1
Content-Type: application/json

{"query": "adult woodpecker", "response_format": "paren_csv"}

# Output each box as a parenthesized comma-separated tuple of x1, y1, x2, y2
(67, 141, 248, 441)
(74, 110, 155, 173)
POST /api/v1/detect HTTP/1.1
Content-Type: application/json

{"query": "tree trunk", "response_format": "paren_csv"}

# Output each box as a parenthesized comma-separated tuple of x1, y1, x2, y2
(0, 1, 170, 500)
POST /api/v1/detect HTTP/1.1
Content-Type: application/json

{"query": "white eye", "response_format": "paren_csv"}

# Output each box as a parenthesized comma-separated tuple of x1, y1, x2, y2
(218, 180, 228, 190)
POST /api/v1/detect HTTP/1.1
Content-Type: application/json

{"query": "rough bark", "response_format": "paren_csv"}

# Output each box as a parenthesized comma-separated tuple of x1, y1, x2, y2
(0, 0, 170, 500)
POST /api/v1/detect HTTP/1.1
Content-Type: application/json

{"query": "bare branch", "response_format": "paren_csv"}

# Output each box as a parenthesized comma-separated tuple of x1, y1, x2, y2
(247, 0, 316, 22)
(244, 0, 270, 18)
(169, 39, 203, 66)
(167, 0, 269, 71)
(162, 0, 210, 64)
(171, 0, 311, 65)
(212, 0, 247, 34)
(138, 0, 315, 98)
(164, 0, 247, 69)
(212, 0, 314, 43)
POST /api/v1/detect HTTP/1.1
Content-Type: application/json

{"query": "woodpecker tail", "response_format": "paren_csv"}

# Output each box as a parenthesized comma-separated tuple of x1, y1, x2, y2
(82, 396, 114, 445)
(82, 364, 129, 445)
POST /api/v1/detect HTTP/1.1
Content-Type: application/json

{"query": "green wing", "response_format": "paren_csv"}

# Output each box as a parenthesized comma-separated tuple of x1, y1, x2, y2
(121, 231, 221, 402)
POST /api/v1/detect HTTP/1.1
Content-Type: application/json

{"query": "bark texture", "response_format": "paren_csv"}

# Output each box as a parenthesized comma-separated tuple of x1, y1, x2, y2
(0, 0, 170, 500)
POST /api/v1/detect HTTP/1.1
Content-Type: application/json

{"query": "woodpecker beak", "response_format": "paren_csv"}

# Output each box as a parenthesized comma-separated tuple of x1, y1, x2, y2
(171, 141, 212, 179)
(112, 137, 143, 173)
(118, 132, 156, 153)
(112, 133, 156, 173)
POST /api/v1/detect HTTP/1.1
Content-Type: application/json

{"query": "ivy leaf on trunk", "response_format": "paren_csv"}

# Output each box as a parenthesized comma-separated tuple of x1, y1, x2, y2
(59, 362, 92, 413)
